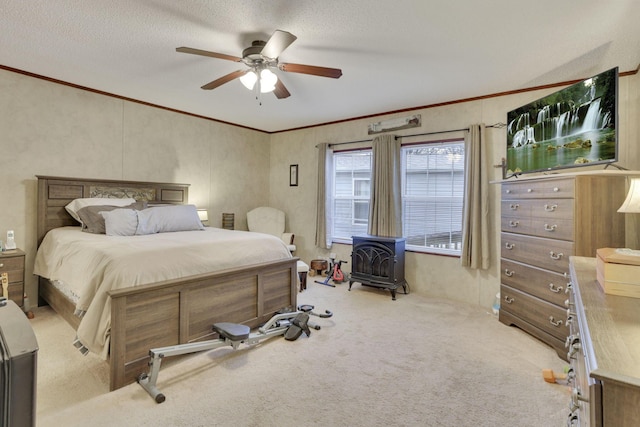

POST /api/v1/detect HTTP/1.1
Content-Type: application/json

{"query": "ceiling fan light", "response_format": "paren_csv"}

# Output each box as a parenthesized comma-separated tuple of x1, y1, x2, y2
(239, 70, 257, 90)
(259, 68, 277, 93)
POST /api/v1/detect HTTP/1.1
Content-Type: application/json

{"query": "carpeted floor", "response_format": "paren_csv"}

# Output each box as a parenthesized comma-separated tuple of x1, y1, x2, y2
(32, 278, 570, 426)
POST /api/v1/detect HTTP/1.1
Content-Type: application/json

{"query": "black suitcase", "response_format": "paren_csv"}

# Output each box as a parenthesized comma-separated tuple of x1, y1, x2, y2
(0, 299, 38, 427)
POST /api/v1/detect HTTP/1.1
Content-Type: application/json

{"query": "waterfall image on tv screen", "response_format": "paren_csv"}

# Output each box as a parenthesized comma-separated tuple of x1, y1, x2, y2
(506, 67, 618, 177)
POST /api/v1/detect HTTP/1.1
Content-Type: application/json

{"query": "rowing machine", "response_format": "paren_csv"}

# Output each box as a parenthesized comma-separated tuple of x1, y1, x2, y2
(138, 310, 317, 403)
(298, 304, 333, 321)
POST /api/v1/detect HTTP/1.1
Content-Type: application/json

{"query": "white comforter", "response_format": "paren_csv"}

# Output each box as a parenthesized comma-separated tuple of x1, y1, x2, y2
(34, 227, 292, 358)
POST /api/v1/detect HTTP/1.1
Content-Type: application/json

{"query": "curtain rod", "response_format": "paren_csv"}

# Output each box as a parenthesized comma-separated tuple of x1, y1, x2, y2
(318, 122, 505, 148)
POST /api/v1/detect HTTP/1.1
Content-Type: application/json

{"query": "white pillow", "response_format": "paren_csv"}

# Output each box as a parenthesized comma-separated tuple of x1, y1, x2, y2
(66, 198, 136, 223)
(100, 209, 139, 236)
(136, 204, 204, 235)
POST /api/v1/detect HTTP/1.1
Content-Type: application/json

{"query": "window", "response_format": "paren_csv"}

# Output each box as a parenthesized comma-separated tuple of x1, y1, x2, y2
(329, 139, 465, 255)
(402, 140, 465, 255)
(331, 150, 372, 241)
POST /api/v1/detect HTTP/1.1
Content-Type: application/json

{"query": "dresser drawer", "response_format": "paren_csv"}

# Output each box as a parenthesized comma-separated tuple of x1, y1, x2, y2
(500, 284, 569, 341)
(0, 270, 24, 285)
(5, 283, 23, 306)
(500, 258, 569, 306)
(501, 232, 573, 274)
(0, 255, 24, 273)
(501, 216, 574, 240)
(0, 251, 25, 307)
(501, 198, 574, 219)
(0, 256, 24, 284)
(570, 336, 592, 427)
(502, 178, 575, 199)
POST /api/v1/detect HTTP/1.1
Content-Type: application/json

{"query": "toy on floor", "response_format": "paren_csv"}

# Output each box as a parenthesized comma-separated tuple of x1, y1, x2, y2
(314, 255, 347, 287)
(138, 307, 332, 403)
(542, 368, 571, 385)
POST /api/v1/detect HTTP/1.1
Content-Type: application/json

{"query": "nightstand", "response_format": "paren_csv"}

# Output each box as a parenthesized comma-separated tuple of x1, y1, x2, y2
(0, 249, 25, 307)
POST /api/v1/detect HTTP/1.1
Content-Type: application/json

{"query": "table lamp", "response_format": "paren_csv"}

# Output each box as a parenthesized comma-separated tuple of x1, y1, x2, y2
(618, 177, 640, 213)
(197, 209, 209, 225)
(617, 177, 640, 256)
(595, 177, 640, 297)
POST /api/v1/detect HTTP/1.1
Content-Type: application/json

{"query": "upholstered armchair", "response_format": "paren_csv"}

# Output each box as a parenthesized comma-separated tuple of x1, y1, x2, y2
(246, 207, 296, 253)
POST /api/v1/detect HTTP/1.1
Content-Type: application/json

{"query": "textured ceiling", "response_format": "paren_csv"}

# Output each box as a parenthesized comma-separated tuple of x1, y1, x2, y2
(2, 1, 639, 132)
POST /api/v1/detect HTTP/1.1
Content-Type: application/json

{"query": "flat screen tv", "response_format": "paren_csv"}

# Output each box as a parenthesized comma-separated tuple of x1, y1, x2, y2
(506, 67, 618, 178)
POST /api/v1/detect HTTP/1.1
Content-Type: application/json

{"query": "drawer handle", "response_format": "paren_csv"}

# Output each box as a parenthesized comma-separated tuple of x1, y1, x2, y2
(505, 242, 515, 250)
(572, 387, 589, 404)
(553, 187, 559, 192)
(509, 220, 519, 227)
(527, 188, 533, 193)
(0, 263, 3, 268)
(565, 334, 578, 348)
(544, 204, 557, 212)
(569, 390, 581, 412)
(504, 269, 514, 277)
(503, 296, 514, 304)
(509, 203, 519, 210)
(544, 224, 557, 232)
(549, 283, 563, 293)
(549, 251, 563, 260)
(505, 189, 511, 194)
(549, 316, 564, 327)
(567, 342, 582, 359)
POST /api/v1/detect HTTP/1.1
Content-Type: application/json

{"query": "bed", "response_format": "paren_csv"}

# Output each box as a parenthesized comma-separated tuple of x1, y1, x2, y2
(34, 175, 298, 391)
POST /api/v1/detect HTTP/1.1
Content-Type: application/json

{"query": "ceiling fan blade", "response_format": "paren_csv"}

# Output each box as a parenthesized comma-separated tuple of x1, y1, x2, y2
(278, 62, 342, 79)
(273, 79, 291, 99)
(201, 70, 247, 90)
(176, 47, 242, 62)
(261, 30, 297, 59)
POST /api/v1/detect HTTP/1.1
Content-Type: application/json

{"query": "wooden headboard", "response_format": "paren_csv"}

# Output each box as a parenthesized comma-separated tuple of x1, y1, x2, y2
(36, 175, 190, 246)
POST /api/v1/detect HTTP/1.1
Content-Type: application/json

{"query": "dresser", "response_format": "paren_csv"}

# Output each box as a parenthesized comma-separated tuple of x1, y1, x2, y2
(499, 173, 627, 359)
(349, 235, 407, 300)
(0, 249, 25, 307)
(567, 256, 640, 426)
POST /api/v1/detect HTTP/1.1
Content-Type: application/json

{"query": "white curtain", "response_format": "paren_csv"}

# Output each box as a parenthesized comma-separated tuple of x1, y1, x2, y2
(460, 124, 490, 269)
(368, 134, 402, 236)
(315, 143, 332, 248)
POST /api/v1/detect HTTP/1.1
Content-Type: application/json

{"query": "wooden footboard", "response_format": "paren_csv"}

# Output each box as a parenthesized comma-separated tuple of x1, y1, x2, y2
(39, 257, 297, 391)
(108, 257, 297, 391)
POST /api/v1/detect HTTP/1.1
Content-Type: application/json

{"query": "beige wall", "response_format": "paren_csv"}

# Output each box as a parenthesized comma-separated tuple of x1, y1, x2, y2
(0, 69, 271, 301)
(1, 67, 638, 309)
(269, 71, 640, 309)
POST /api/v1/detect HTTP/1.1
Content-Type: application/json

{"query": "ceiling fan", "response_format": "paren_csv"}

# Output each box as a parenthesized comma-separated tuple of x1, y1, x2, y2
(177, 30, 342, 99)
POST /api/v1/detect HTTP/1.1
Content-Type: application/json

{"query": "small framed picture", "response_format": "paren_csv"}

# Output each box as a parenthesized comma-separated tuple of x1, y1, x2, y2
(290, 164, 298, 186)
